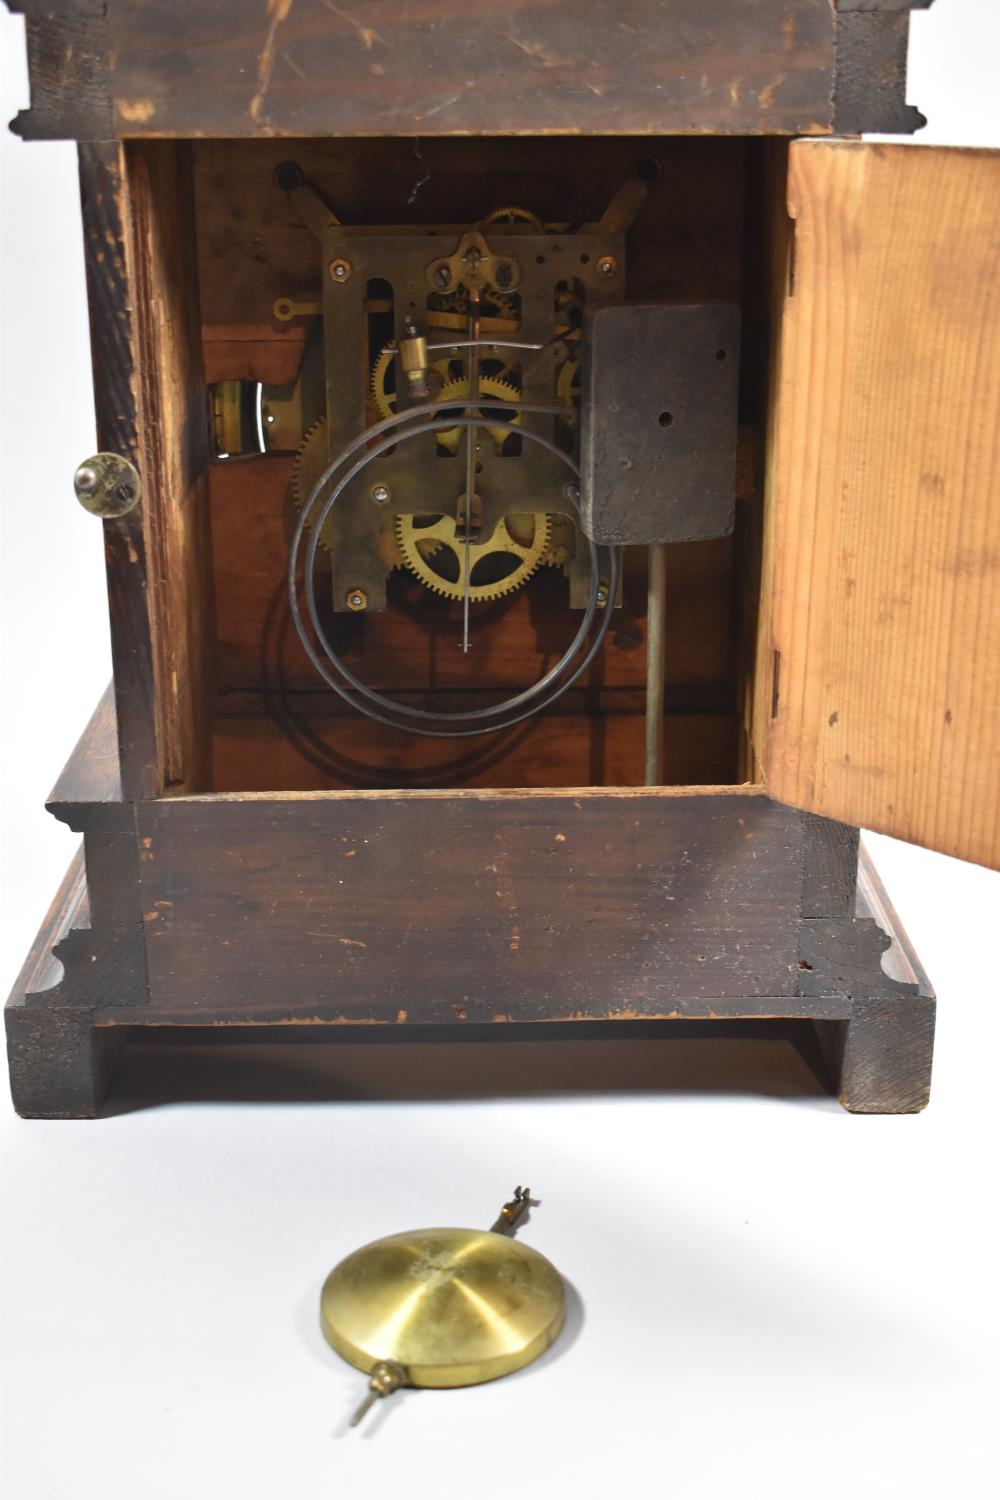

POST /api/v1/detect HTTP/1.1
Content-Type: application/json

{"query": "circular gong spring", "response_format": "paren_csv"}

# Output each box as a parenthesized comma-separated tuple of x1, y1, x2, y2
(289, 399, 620, 740)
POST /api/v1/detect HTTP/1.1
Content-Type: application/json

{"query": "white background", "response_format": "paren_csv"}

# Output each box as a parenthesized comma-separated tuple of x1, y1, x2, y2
(1, 4, 999, 1496)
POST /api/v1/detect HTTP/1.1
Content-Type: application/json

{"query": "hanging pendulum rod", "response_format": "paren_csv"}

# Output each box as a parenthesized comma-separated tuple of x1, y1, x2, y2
(644, 542, 668, 786)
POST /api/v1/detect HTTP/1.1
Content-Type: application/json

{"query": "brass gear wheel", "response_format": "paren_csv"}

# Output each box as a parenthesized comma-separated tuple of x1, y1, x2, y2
(291, 416, 403, 568)
(396, 511, 551, 603)
(370, 347, 455, 423)
(432, 375, 522, 456)
(554, 280, 584, 339)
(555, 356, 580, 424)
(480, 205, 545, 232)
(552, 281, 583, 427)
(370, 349, 518, 423)
(292, 417, 336, 549)
(427, 286, 469, 315)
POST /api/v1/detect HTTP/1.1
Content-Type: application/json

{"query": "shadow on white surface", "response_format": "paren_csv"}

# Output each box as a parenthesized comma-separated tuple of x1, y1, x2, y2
(294, 1251, 585, 1438)
(336, 1279, 586, 1438)
(99, 1026, 837, 1117)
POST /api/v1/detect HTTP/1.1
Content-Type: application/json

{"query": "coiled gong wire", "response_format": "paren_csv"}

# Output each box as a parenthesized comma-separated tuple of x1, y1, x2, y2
(288, 398, 620, 738)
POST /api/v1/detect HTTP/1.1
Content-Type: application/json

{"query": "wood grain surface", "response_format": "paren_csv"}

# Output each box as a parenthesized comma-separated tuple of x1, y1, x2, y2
(126, 142, 216, 795)
(9, 1, 929, 144)
(102, 0, 836, 140)
(763, 141, 1000, 870)
(78, 143, 158, 799)
(210, 708, 738, 792)
(196, 135, 749, 788)
(130, 789, 810, 1022)
(78, 143, 217, 798)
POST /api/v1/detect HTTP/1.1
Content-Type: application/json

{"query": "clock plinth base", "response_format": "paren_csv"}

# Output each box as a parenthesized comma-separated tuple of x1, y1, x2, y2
(5, 701, 934, 1119)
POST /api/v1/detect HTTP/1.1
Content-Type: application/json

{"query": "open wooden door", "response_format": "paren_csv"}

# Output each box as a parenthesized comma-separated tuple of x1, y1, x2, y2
(759, 139, 1000, 870)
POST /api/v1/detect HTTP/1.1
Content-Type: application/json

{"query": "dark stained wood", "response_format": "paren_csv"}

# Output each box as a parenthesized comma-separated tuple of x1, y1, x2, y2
(9, 1, 930, 143)
(131, 790, 807, 1022)
(4, 703, 932, 1113)
(9, 7, 112, 142)
(46, 682, 123, 822)
(835, 992, 936, 1113)
(833, 7, 926, 135)
(34, 691, 148, 1008)
(808, 843, 934, 1113)
(78, 142, 158, 799)
(8, 849, 90, 1006)
(11, 0, 838, 141)
(78, 142, 216, 798)
(6, 1006, 122, 1120)
(4, 851, 122, 1119)
(125, 142, 216, 795)
(800, 813, 859, 920)
(6, 820, 933, 1109)
(5, 13, 939, 1119)
(210, 709, 738, 793)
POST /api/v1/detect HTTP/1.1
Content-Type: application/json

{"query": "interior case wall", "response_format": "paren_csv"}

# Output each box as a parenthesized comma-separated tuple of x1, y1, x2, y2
(122, 136, 774, 796)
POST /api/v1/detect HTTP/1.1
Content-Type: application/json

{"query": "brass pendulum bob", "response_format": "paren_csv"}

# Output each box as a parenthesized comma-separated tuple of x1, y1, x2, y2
(320, 1187, 566, 1426)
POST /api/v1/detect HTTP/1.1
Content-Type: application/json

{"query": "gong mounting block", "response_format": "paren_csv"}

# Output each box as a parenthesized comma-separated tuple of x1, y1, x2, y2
(320, 1187, 566, 1425)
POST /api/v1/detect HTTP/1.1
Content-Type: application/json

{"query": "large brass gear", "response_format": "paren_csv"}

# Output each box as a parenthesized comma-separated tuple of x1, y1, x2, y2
(370, 348, 518, 424)
(432, 375, 522, 456)
(292, 417, 336, 548)
(479, 205, 545, 232)
(396, 511, 551, 603)
(370, 347, 455, 424)
(292, 416, 403, 568)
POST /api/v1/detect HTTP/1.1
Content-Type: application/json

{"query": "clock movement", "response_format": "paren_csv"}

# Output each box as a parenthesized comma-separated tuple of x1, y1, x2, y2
(4, 0, 997, 1117)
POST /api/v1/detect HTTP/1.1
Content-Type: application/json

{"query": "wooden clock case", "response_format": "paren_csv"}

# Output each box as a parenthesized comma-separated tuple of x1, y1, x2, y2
(4, 0, 997, 1117)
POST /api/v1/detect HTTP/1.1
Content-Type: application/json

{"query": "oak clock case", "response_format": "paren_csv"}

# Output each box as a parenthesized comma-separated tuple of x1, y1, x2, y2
(5, 0, 996, 1119)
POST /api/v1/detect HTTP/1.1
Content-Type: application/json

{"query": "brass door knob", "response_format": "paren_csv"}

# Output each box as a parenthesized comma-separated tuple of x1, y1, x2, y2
(73, 453, 141, 518)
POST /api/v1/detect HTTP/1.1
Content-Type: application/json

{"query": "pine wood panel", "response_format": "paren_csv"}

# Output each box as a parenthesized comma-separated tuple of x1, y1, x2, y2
(764, 141, 1000, 870)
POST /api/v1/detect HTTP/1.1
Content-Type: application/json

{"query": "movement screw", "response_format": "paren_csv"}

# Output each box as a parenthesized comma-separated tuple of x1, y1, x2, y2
(370, 484, 391, 505)
(596, 256, 618, 277)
